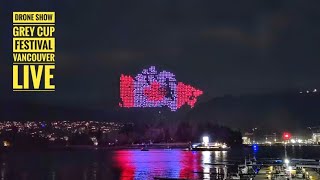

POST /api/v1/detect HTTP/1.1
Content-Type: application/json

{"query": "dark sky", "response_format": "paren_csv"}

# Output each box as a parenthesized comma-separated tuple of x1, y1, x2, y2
(1, 0, 320, 110)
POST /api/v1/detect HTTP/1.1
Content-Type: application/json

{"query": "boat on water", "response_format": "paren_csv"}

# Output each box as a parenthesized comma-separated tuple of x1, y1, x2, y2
(191, 136, 230, 151)
(229, 173, 241, 179)
(191, 142, 230, 151)
(141, 146, 149, 151)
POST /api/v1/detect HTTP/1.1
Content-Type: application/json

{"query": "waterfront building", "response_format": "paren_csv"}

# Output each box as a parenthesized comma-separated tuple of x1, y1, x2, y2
(242, 132, 253, 144)
(242, 136, 251, 144)
(312, 133, 320, 144)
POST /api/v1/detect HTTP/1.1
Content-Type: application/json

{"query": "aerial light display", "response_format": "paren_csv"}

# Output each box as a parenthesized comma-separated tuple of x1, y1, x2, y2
(119, 66, 203, 111)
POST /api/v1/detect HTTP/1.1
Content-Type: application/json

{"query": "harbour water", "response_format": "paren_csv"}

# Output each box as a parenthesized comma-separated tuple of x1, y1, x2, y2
(0, 146, 319, 180)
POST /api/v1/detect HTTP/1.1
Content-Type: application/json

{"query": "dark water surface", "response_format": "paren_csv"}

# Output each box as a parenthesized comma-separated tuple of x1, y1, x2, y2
(0, 146, 320, 180)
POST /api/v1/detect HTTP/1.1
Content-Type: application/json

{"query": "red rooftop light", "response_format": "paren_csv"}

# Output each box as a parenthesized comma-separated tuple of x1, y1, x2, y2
(283, 132, 291, 141)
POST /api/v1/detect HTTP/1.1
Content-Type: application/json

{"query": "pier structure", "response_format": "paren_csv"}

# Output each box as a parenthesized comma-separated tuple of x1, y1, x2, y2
(254, 158, 320, 180)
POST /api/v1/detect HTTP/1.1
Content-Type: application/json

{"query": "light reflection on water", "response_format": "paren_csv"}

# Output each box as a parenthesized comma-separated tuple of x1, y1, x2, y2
(113, 150, 241, 179)
(0, 146, 319, 180)
(113, 150, 203, 179)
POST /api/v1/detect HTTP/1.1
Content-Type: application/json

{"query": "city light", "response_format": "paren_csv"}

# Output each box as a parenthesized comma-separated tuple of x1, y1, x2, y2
(3, 141, 10, 147)
(0, 121, 124, 144)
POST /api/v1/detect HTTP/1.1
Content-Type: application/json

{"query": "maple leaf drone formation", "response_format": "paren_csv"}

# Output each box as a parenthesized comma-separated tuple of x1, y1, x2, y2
(119, 66, 203, 111)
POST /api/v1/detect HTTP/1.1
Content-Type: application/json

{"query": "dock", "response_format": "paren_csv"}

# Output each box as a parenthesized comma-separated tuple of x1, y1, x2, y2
(305, 168, 320, 180)
(254, 167, 270, 180)
(253, 166, 320, 180)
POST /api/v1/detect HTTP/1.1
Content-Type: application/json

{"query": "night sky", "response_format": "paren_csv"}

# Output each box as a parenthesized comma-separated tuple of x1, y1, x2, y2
(1, 1, 320, 110)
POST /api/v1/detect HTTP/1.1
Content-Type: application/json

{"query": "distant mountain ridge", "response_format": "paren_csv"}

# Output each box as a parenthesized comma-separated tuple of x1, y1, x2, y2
(2, 91, 320, 133)
(186, 91, 320, 132)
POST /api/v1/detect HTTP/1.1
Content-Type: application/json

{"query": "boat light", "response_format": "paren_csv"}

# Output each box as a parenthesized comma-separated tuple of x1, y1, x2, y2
(202, 136, 209, 146)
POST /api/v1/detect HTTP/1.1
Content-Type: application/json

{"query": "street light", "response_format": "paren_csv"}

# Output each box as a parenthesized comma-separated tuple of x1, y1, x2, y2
(284, 158, 290, 165)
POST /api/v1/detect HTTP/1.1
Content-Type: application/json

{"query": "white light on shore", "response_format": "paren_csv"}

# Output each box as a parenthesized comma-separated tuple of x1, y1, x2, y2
(284, 159, 290, 165)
